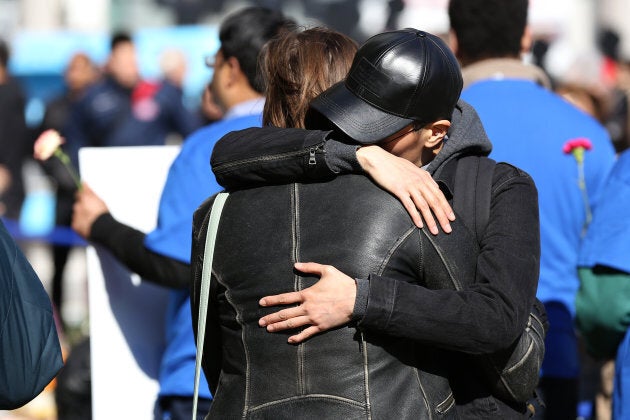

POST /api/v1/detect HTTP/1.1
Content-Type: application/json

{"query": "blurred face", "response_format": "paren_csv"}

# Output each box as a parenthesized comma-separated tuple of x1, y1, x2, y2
(107, 41, 139, 88)
(65, 55, 98, 92)
(379, 121, 449, 167)
(379, 125, 427, 166)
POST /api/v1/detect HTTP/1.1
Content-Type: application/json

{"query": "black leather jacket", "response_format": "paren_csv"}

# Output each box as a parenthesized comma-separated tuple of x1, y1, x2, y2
(192, 102, 540, 419)
(192, 175, 465, 419)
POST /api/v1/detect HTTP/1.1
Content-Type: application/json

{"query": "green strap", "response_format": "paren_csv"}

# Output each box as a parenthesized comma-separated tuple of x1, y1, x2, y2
(192, 192, 229, 420)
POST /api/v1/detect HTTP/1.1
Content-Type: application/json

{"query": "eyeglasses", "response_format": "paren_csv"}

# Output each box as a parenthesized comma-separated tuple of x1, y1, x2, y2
(204, 55, 216, 68)
(380, 123, 423, 145)
(204, 49, 224, 68)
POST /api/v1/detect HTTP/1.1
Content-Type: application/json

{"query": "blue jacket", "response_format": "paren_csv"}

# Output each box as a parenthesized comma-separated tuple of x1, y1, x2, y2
(462, 79, 616, 378)
(578, 150, 630, 419)
(143, 112, 263, 399)
(615, 328, 630, 419)
(578, 149, 630, 273)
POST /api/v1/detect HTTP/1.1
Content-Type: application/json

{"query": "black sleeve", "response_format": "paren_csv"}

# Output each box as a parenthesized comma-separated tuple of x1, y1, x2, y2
(356, 164, 540, 355)
(211, 126, 362, 190)
(89, 213, 190, 289)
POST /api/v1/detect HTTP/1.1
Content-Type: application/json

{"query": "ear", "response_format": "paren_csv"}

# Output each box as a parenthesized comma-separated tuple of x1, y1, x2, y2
(225, 56, 242, 86)
(521, 25, 533, 54)
(426, 120, 451, 149)
(448, 29, 459, 57)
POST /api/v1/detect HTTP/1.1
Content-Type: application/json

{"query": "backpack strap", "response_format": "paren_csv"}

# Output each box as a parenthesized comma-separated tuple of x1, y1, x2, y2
(452, 155, 496, 244)
(451, 156, 548, 404)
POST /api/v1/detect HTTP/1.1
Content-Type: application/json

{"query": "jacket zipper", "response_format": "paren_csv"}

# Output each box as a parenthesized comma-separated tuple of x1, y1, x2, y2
(308, 146, 317, 165)
(291, 183, 306, 395)
(213, 143, 325, 174)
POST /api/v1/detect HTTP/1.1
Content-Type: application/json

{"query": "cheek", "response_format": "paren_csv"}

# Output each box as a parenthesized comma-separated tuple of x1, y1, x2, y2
(380, 142, 396, 154)
(384, 137, 416, 156)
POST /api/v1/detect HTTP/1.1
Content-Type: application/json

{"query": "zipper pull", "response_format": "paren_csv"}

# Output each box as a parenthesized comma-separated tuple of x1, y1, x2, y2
(308, 147, 317, 165)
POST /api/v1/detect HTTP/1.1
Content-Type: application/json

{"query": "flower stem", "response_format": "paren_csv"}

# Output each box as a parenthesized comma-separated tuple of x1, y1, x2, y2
(54, 148, 82, 191)
(577, 161, 592, 236)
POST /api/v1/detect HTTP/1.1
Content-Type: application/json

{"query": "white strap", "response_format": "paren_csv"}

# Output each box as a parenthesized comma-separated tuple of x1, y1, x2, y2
(192, 192, 229, 420)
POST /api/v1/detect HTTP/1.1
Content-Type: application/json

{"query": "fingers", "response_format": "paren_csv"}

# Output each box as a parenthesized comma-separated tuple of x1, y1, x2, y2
(259, 306, 302, 327)
(288, 326, 322, 344)
(259, 291, 302, 307)
(400, 192, 435, 230)
(262, 314, 311, 332)
(400, 194, 424, 229)
(75, 182, 92, 201)
(259, 310, 323, 344)
(409, 188, 452, 235)
(432, 205, 454, 234)
(293, 261, 326, 275)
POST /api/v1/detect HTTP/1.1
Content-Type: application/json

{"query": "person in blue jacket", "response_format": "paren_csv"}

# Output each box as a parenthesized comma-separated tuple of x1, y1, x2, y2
(447, 0, 617, 417)
(576, 149, 630, 419)
(70, 7, 295, 420)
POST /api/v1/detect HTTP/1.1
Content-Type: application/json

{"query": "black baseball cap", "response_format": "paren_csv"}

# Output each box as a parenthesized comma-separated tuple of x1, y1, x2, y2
(308, 28, 463, 144)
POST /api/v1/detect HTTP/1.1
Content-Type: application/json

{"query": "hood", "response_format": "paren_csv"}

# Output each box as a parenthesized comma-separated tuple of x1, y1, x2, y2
(426, 100, 493, 176)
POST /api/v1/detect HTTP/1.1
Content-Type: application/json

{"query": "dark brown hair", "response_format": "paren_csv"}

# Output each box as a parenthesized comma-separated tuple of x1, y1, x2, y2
(448, 0, 528, 65)
(261, 27, 357, 128)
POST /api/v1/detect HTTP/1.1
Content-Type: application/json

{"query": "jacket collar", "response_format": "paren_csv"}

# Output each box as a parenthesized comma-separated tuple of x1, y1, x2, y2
(462, 58, 552, 90)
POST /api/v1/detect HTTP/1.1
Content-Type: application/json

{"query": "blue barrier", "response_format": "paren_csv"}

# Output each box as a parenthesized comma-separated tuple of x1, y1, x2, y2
(2, 217, 87, 247)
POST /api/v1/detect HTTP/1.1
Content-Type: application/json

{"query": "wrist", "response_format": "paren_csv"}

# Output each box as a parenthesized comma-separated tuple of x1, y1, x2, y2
(356, 145, 381, 172)
(326, 140, 363, 174)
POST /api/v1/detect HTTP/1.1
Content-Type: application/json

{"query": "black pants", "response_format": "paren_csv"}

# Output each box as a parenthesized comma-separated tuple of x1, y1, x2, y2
(154, 395, 212, 420)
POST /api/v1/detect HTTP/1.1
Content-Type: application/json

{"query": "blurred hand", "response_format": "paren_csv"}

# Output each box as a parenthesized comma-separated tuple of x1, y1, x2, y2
(71, 183, 109, 239)
(258, 262, 357, 344)
(356, 145, 454, 234)
(201, 86, 224, 123)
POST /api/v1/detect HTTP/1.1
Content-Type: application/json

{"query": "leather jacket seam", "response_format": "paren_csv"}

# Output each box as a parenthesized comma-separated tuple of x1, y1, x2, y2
(211, 273, 252, 417)
(421, 229, 463, 291)
(360, 336, 373, 419)
(247, 394, 368, 414)
(374, 227, 418, 276)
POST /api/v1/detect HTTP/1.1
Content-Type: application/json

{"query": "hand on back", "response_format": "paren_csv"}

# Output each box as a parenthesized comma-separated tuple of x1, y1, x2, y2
(357, 145, 454, 234)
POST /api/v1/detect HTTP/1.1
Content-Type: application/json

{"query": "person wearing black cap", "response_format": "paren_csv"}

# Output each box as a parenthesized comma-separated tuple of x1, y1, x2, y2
(195, 28, 540, 418)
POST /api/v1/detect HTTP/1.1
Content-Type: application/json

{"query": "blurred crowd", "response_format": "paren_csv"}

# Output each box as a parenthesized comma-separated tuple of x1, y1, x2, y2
(1, 1, 630, 420)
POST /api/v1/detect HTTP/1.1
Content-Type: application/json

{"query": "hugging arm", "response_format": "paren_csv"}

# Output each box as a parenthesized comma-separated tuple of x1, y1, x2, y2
(212, 126, 454, 233)
(260, 165, 540, 353)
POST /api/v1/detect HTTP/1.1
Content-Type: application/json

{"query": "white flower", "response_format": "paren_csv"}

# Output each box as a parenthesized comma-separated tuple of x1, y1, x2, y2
(34, 129, 65, 161)
(33, 129, 82, 190)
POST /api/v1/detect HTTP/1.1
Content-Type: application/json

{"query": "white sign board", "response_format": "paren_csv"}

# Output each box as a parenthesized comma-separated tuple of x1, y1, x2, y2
(79, 146, 181, 420)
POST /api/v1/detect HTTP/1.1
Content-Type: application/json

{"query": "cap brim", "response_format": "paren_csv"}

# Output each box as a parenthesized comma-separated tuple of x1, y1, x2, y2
(309, 81, 414, 144)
